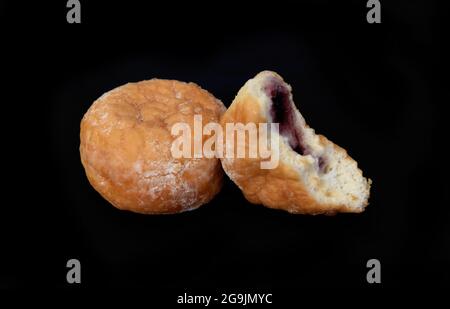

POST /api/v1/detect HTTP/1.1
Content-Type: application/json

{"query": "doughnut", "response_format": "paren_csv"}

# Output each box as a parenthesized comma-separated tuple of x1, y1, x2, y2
(80, 79, 226, 214)
(220, 71, 371, 214)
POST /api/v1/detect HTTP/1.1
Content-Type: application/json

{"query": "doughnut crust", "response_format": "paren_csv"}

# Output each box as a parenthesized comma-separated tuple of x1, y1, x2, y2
(220, 71, 371, 214)
(80, 79, 226, 214)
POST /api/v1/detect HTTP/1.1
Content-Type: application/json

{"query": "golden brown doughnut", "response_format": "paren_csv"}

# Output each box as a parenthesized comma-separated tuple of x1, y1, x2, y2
(80, 79, 226, 214)
(220, 71, 371, 214)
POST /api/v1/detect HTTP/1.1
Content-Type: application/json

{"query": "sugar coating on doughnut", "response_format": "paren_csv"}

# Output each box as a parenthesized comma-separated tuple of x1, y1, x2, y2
(80, 79, 226, 214)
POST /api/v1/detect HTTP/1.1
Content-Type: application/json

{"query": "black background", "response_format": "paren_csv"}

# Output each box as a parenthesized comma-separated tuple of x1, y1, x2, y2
(0, 0, 446, 290)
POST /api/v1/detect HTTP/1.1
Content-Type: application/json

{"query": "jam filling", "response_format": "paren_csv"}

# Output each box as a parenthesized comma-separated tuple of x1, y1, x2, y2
(265, 79, 327, 172)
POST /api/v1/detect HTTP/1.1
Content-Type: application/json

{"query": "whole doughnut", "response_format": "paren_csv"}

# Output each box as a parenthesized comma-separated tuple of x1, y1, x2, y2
(80, 79, 226, 214)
